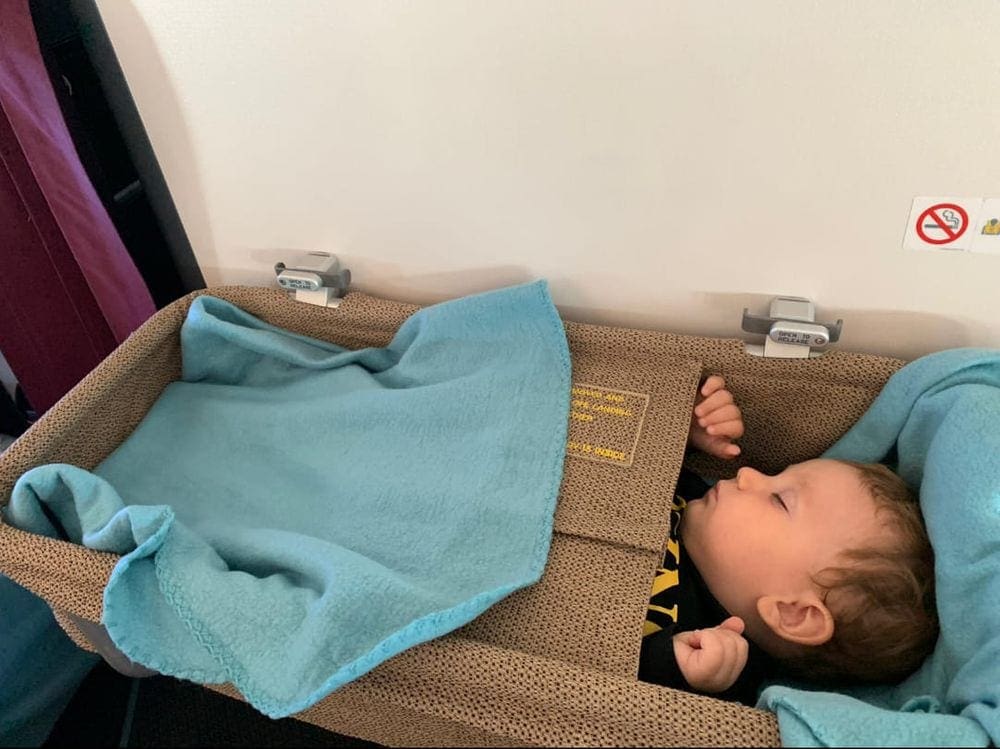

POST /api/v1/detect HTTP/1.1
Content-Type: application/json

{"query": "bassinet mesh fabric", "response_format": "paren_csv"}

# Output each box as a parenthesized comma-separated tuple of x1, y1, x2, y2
(0, 286, 904, 747)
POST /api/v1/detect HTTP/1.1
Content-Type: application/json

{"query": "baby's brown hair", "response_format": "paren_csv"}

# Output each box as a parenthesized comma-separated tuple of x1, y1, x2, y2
(778, 461, 938, 685)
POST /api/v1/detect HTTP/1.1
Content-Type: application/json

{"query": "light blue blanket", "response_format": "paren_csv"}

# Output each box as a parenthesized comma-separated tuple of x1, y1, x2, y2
(758, 348, 1000, 747)
(5, 281, 571, 719)
(0, 574, 97, 746)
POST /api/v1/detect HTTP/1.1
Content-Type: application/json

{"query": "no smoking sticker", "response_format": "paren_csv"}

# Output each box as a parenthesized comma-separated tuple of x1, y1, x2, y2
(904, 197, 982, 251)
(916, 203, 968, 244)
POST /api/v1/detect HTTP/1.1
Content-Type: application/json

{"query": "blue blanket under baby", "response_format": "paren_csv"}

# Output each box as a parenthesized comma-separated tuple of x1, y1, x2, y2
(6, 281, 571, 719)
(759, 348, 1000, 747)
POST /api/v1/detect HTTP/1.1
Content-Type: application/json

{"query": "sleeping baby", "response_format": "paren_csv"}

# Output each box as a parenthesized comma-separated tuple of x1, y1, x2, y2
(638, 376, 939, 705)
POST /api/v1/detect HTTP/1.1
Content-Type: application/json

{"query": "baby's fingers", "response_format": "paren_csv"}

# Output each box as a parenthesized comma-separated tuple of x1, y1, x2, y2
(704, 630, 749, 689)
(698, 435, 742, 459)
(699, 375, 728, 399)
(698, 404, 742, 428)
(716, 441, 742, 457)
(674, 629, 703, 650)
(694, 389, 734, 418)
(704, 418, 745, 440)
(718, 616, 746, 635)
(673, 627, 749, 692)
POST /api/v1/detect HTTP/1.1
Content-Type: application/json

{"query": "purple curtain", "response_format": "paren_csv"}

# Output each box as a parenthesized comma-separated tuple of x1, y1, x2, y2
(0, 0, 156, 414)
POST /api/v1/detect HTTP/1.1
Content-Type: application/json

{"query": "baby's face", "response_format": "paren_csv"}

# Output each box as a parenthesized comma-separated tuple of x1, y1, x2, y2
(681, 459, 884, 622)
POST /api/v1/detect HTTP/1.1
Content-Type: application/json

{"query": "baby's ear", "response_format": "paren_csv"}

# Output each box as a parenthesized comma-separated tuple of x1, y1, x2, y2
(756, 593, 834, 646)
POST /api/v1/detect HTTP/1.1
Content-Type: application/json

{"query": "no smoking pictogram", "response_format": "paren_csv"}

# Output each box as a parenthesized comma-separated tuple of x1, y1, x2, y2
(916, 203, 969, 245)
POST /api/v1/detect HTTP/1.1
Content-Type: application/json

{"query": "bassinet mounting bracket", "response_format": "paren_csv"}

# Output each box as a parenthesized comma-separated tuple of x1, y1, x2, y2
(741, 296, 842, 359)
(274, 252, 352, 308)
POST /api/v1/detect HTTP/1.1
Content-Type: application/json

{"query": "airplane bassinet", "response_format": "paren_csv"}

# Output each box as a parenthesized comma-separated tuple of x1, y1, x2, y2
(0, 286, 904, 747)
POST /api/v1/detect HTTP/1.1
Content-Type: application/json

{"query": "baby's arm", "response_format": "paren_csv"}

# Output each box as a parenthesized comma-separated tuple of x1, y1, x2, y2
(689, 375, 744, 459)
(673, 616, 749, 693)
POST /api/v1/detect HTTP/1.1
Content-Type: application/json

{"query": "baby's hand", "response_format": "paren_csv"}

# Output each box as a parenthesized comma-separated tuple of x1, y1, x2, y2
(689, 375, 744, 459)
(672, 616, 749, 693)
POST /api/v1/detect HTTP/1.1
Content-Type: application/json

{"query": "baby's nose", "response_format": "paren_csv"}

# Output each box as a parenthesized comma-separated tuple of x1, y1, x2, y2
(735, 467, 749, 489)
(735, 466, 763, 490)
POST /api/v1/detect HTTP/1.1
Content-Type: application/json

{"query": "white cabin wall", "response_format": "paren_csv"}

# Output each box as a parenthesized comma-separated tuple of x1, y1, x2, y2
(94, 1, 1000, 360)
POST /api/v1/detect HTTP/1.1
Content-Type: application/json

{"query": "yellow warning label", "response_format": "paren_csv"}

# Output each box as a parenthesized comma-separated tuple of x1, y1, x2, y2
(566, 383, 649, 467)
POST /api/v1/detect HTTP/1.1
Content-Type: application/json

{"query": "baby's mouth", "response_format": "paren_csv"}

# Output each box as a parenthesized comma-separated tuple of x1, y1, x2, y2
(689, 484, 717, 505)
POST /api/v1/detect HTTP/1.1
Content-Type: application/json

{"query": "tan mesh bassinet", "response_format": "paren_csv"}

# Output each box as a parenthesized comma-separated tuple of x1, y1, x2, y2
(0, 287, 904, 747)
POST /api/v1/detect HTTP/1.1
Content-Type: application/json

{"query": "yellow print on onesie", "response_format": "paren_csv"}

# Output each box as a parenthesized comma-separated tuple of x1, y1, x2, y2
(642, 494, 686, 637)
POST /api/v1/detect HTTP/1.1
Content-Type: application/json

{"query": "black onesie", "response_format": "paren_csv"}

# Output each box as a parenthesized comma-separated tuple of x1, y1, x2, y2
(637, 468, 768, 706)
